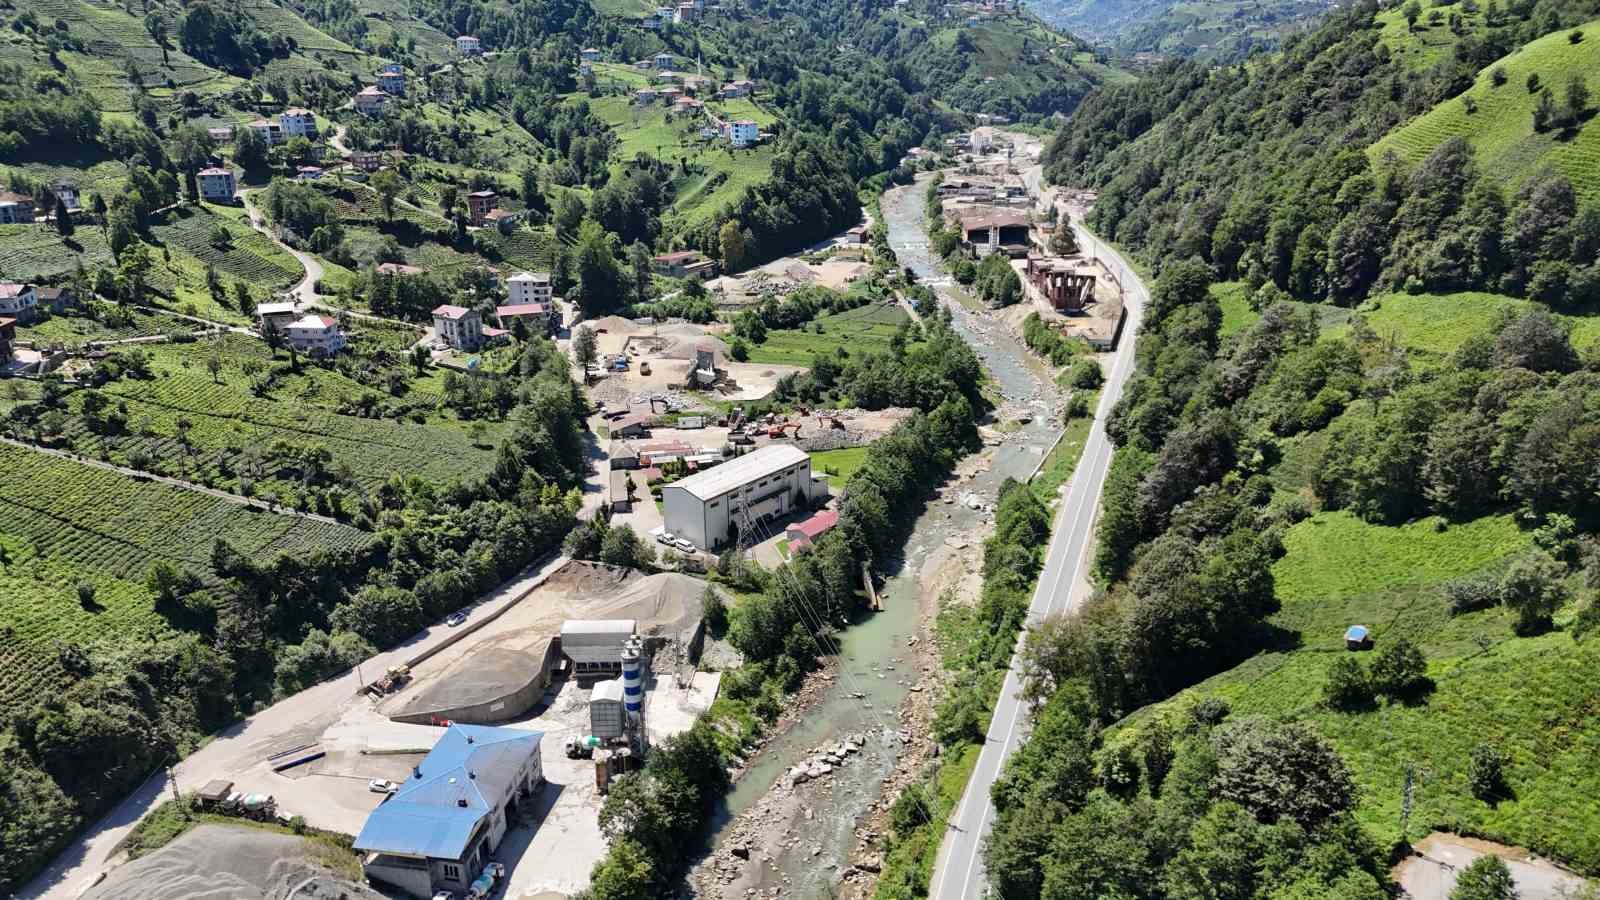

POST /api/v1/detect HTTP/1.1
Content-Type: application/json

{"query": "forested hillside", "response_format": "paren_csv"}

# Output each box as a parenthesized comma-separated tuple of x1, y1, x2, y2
(989, 0, 1600, 895)
(1027, 0, 1336, 60)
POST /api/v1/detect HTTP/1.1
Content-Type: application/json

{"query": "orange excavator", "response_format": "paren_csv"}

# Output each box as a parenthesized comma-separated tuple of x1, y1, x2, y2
(767, 421, 803, 439)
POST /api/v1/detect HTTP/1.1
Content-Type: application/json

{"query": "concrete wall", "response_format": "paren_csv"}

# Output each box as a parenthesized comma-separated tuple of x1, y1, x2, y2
(389, 640, 559, 726)
(364, 856, 435, 900)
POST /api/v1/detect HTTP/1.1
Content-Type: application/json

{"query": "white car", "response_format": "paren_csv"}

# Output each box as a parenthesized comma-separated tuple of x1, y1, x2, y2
(673, 538, 696, 554)
(368, 779, 398, 794)
(445, 611, 468, 627)
(656, 531, 677, 546)
(432, 892, 455, 900)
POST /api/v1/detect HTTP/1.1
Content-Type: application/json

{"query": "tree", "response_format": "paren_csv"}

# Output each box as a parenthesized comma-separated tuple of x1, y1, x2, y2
(1322, 656, 1372, 710)
(574, 325, 598, 371)
(1450, 856, 1518, 900)
(1499, 551, 1568, 635)
(1534, 88, 1556, 131)
(370, 170, 401, 221)
(572, 219, 627, 315)
(1369, 637, 1428, 699)
(702, 586, 728, 637)
(600, 524, 653, 569)
(206, 354, 222, 383)
(1564, 76, 1590, 126)
(53, 195, 73, 237)
(116, 242, 153, 305)
(719, 219, 747, 271)
(627, 241, 653, 306)
(234, 126, 267, 173)
(1212, 717, 1355, 828)
(1402, 0, 1421, 29)
(588, 838, 655, 900)
(1467, 743, 1505, 802)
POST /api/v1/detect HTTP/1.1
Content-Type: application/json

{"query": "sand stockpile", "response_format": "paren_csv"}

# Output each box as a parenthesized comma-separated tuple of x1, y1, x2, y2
(84, 824, 380, 900)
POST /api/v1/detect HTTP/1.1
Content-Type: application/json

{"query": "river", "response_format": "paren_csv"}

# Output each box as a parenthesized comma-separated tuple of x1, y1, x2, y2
(694, 177, 1061, 898)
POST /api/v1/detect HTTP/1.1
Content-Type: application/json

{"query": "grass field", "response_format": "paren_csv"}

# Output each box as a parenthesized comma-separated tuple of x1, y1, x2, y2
(1341, 291, 1600, 359)
(0, 442, 370, 708)
(1131, 500, 1600, 870)
(809, 446, 870, 483)
(0, 224, 115, 283)
(744, 303, 910, 366)
(151, 206, 303, 291)
(1370, 18, 1600, 203)
(1029, 390, 1099, 505)
(18, 307, 195, 345)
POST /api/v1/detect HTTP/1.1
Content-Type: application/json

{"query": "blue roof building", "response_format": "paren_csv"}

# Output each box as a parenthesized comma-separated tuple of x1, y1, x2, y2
(355, 723, 544, 899)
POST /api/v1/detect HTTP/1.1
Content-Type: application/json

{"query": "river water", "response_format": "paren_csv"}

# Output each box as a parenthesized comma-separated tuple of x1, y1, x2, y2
(696, 178, 1060, 898)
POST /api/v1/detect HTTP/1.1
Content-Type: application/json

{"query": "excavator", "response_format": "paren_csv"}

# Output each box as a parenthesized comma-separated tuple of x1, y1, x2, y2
(767, 421, 803, 439)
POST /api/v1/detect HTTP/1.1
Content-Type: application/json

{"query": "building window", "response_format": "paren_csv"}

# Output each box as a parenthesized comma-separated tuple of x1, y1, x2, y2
(708, 500, 720, 508)
(444, 863, 462, 881)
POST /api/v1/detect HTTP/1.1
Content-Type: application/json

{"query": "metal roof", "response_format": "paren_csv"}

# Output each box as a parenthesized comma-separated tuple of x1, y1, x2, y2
(592, 679, 626, 703)
(662, 444, 809, 502)
(562, 619, 637, 638)
(353, 724, 542, 860)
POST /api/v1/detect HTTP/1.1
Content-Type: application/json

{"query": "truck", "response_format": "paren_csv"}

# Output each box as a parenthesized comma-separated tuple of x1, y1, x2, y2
(367, 664, 411, 697)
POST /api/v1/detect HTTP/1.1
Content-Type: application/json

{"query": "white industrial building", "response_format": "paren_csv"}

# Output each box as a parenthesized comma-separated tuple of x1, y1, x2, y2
(661, 444, 822, 551)
(560, 619, 636, 675)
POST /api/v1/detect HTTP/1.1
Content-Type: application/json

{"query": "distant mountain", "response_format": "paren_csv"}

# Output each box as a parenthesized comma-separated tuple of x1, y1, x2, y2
(1025, 0, 1337, 61)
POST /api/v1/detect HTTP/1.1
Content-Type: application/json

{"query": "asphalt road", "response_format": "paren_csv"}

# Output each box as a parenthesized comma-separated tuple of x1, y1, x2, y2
(929, 203, 1148, 900)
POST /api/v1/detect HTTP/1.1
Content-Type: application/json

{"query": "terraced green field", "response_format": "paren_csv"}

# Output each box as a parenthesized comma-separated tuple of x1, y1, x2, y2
(744, 302, 909, 366)
(54, 335, 498, 495)
(0, 442, 371, 708)
(1371, 19, 1600, 202)
(18, 308, 196, 345)
(1340, 291, 1600, 360)
(1375, 0, 1489, 71)
(0, 225, 115, 283)
(151, 206, 303, 291)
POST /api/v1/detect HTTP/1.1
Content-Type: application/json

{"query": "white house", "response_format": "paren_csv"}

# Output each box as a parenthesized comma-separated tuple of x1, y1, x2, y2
(728, 119, 759, 147)
(456, 35, 481, 55)
(377, 64, 406, 95)
(256, 301, 300, 335)
(280, 108, 318, 139)
(284, 313, 347, 356)
(355, 724, 544, 900)
(0, 283, 39, 323)
(53, 182, 80, 211)
(433, 304, 485, 351)
(0, 192, 35, 224)
(247, 118, 283, 145)
(354, 85, 389, 115)
(506, 271, 552, 306)
(661, 444, 821, 551)
(197, 167, 237, 202)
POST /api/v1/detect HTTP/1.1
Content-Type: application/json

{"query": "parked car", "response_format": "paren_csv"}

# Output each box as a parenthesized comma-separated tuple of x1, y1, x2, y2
(368, 779, 398, 794)
(655, 530, 677, 546)
(432, 892, 455, 900)
(445, 610, 468, 627)
(673, 538, 696, 553)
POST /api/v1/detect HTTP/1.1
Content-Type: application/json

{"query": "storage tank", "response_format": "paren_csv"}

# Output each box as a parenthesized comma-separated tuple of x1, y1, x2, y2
(590, 678, 626, 739)
(621, 636, 645, 716)
(560, 619, 637, 672)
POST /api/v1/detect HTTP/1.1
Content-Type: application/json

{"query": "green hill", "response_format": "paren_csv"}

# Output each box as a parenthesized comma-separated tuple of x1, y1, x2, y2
(1371, 19, 1600, 203)
(1027, 0, 1336, 61)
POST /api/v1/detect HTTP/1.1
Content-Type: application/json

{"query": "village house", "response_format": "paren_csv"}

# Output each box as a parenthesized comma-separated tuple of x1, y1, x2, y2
(35, 286, 78, 313)
(350, 150, 386, 172)
(377, 262, 425, 277)
(718, 79, 755, 98)
(52, 182, 80, 212)
(247, 118, 284, 145)
(611, 414, 650, 439)
(506, 271, 553, 306)
(255, 301, 300, 334)
(673, 2, 697, 22)
(652, 250, 718, 280)
(785, 508, 839, 553)
(207, 125, 234, 144)
(0, 283, 38, 323)
(354, 85, 390, 116)
(681, 74, 712, 94)
(296, 166, 324, 181)
(674, 96, 704, 116)
(377, 63, 406, 95)
(658, 86, 684, 105)
(609, 440, 640, 470)
(197, 167, 237, 202)
(482, 208, 521, 233)
(355, 724, 544, 900)
(465, 190, 497, 227)
(0, 192, 35, 224)
(456, 35, 482, 55)
(0, 317, 13, 364)
(433, 304, 489, 351)
(727, 119, 759, 147)
(654, 51, 675, 69)
(633, 87, 660, 105)
(495, 302, 552, 335)
(580, 47, 601, 62)
(280, 108, 318, 139)
(284, 313, 347, 356)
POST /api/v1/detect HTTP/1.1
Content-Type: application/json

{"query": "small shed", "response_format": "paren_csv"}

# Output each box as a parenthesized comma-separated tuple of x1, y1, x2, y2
(196, 779, 234, 807)
(1344, 625, 1371, 651)
(560, 619, 637, 672)
(610, 441, 640, 469)
(590, 678, 626, 738)
(613, 415, 649, 439)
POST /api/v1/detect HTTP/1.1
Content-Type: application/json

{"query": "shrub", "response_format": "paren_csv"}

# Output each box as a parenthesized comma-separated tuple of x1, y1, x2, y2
(1368, 637, 1428, 699)
(1190, 696, 1231, 729)
(1467, 743, 1505, 802)
(1450, 855, 1516, 900)
(1099, 743, 1141, 797)
(1444, 573, 1500, 615)
(1323, 656, 1372, 710)
(1067, 360, 1104, 390)
(702, 587, 728, 638)
(1499, 551, 1569, 635)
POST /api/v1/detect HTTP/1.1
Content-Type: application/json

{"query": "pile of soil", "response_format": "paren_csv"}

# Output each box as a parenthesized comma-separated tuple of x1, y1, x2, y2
(84, 824, 380, 900)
